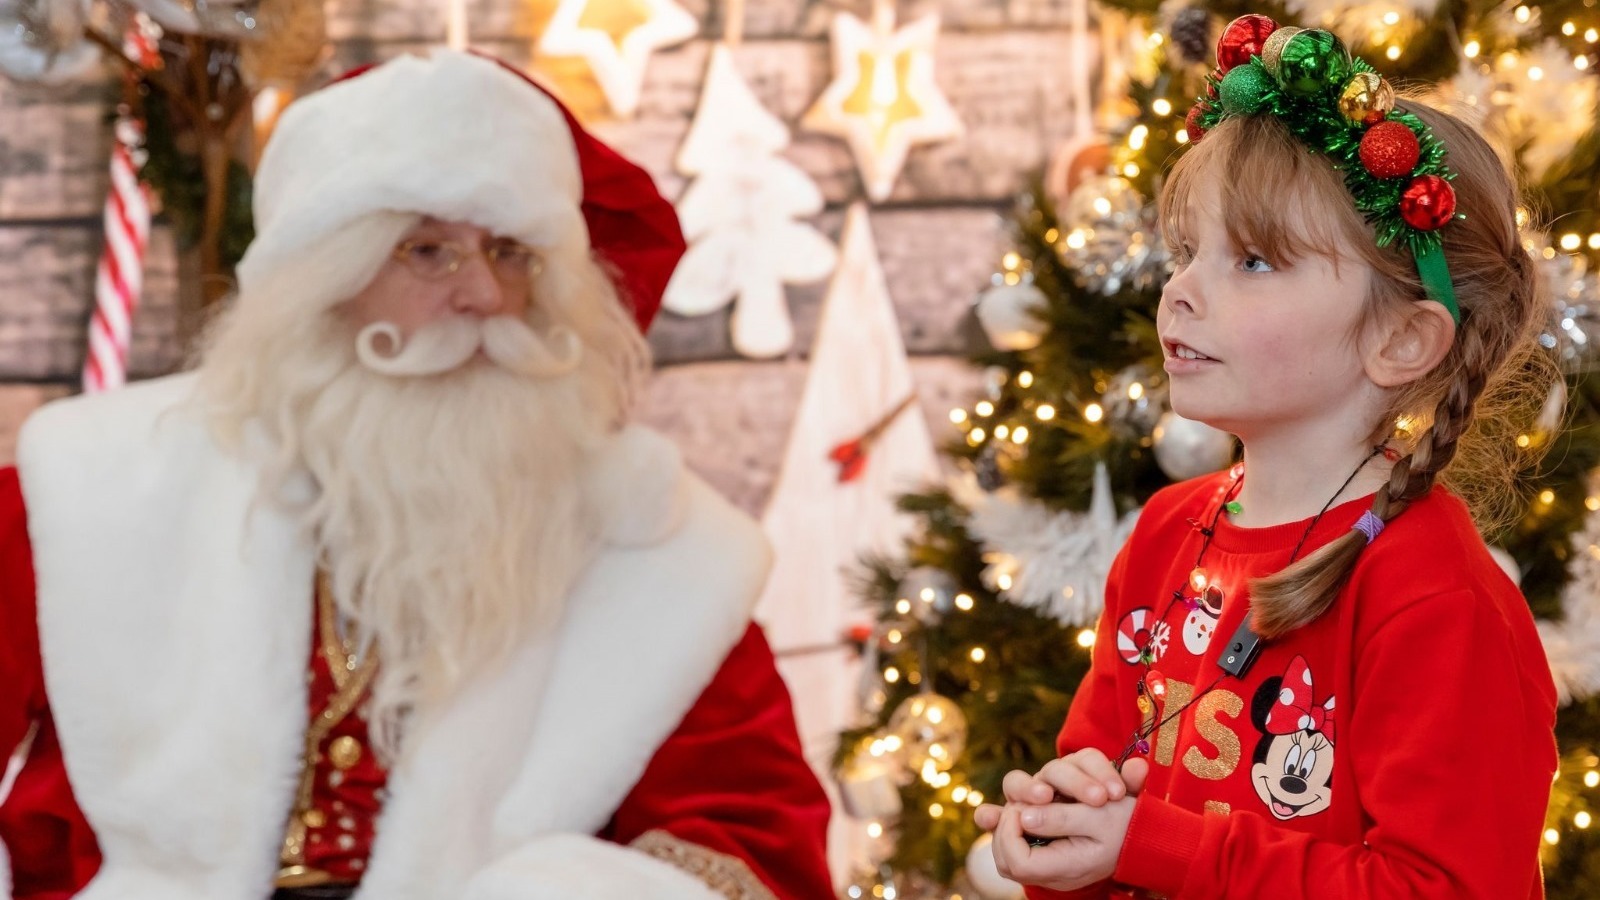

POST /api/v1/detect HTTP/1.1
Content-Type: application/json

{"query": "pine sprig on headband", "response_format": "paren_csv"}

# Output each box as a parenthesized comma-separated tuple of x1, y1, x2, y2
(1187, 15, 1462, 322)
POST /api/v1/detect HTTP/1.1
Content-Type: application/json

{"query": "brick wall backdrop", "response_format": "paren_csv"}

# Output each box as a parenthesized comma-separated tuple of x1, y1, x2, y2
(0, 0, 1100, 514)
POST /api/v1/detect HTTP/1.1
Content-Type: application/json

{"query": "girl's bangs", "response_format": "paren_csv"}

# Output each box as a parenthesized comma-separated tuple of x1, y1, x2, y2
(1161, 117, 1367, 268)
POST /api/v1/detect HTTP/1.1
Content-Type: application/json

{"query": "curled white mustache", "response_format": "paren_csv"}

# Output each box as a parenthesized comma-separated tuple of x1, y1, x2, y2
(355, 315, 583, 378)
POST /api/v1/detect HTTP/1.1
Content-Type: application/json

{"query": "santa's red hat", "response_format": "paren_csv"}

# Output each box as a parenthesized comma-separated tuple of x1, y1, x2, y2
(237, 49, 682, 333)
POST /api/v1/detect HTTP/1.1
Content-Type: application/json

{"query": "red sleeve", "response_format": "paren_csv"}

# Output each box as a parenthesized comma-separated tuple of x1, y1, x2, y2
(1057, 539, 1139, 763)
(1021, 542, 1141, 900)
(0, 466, 101, 899)
(1112, 588, 1555, 899)
(603, 623, 833, 899)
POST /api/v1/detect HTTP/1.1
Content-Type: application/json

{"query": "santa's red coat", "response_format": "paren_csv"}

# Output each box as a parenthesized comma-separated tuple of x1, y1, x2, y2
(0, 377, 832, 900)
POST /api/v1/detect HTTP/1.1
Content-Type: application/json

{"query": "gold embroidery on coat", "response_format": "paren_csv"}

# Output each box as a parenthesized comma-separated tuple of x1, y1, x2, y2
(631, 829, 779, 900)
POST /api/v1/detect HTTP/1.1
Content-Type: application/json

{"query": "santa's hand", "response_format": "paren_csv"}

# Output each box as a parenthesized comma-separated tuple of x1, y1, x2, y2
(988, 792, 1137, 891)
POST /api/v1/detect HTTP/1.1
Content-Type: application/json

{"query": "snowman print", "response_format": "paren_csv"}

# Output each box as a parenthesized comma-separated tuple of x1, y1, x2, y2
(1182, 583, 1224, 655)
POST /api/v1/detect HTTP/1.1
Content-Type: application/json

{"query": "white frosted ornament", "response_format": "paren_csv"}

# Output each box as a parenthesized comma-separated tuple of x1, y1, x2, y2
(0, 0, 99, 82)
(130, 0, 262, 36)
(975, 279, 1049, 351)
(1490, 546, 1522, 585)
(899, 565, 958, 623)
(965, 833, 1025, 900)
(837, 744, 904, 820)
(1101, 363, 1166, 433)
(1538, 379, 1568, 435)
(982, 365, 1008, 401)
(842, 865, 902, 900)
(887, 692, 967, 771)
(1152, 412, 1235, 481)
(1057, 175, 1169, 295)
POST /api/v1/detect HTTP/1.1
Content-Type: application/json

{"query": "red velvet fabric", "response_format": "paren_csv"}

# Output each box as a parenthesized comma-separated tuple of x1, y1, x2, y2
(603, 624, 835, 899)
(0, 468, 99, 899)
(296, 608, 386, 883)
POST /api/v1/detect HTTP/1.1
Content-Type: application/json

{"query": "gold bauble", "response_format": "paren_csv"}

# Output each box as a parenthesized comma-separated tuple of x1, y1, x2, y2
(328, 735, 364, 770)
(1260, 26, 1303, 77)
(1338, 72, 1395, 126)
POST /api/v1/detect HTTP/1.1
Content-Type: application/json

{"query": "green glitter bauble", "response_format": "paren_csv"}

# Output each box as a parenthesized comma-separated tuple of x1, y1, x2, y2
(1219, 64, 1275, 116)
(1276, 29, 1350, 97)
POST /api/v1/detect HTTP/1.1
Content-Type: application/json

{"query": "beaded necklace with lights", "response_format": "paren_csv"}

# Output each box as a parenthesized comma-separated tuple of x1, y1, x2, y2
(1185, 14, 1462, 324)
(1112, 445, 1385, 769)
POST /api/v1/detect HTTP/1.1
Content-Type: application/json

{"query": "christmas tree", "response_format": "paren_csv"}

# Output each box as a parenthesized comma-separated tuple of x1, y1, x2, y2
(835, 2, 1600, 897)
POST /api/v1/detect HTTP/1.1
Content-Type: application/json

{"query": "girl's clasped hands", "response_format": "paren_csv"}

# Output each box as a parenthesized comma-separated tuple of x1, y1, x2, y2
(973, 750, 1151, 891)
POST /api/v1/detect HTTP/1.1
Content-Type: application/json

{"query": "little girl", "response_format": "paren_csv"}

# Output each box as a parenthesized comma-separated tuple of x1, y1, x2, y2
(975, 15, 1559, 898)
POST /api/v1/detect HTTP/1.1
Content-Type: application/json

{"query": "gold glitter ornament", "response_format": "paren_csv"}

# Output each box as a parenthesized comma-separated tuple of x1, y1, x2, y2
(1338, 71, 1395, 126)
(1260, 26, 1303, 77)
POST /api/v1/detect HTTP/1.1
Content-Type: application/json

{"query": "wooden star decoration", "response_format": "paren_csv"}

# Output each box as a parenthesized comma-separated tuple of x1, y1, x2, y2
(537, 0, 698, 117)
(803, 10, 963, 202)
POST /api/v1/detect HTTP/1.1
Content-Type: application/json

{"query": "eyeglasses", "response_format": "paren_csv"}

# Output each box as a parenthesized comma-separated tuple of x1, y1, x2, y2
(391, 238, 543, 281)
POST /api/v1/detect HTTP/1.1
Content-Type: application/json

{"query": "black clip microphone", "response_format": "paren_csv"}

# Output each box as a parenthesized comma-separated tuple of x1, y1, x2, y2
(1217, 616, 1265, 678)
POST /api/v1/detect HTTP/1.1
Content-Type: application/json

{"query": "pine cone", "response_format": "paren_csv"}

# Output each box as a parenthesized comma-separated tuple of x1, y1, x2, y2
(975, 446, 1004, 491)
(1170, 8, 1213, 66)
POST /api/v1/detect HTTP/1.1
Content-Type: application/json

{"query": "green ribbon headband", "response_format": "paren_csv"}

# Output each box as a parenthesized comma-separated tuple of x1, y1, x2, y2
(1186, 15, 1463, 324)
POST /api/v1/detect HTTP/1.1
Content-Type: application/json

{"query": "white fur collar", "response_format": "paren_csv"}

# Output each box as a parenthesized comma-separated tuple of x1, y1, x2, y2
(16, 373, 767, 899)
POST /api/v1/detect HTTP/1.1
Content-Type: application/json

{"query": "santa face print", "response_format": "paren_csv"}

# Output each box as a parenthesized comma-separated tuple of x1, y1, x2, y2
(1250, 656, 1336, 821)
(1182, 583, 1224, 655)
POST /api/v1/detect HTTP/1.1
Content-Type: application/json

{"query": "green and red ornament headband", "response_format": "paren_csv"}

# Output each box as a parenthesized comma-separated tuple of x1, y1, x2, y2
(1185, 15, 1462, 323)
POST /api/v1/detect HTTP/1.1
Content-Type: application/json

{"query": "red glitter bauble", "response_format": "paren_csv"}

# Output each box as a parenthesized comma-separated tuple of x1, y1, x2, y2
(1359, 121, 1422, 178)
(1216, 15, 1278, 73)
(1399, 175, 1457, 231)
(1186, 104, 1208, 143)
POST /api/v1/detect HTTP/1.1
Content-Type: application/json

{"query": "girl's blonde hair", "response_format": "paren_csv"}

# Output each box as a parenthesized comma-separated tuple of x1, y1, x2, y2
(1160, 99, 1558, 638)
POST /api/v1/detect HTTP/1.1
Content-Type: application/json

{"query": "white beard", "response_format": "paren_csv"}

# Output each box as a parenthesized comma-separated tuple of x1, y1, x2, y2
(191, 214, 653, 760)
(271, 317, 611, 758)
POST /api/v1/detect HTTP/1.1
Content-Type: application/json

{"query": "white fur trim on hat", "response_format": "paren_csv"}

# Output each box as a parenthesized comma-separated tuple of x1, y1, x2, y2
(238, 50, 586, 292)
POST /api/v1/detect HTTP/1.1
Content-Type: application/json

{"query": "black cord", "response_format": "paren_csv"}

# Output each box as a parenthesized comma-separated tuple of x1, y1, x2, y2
(1284, 445, 1385, 565)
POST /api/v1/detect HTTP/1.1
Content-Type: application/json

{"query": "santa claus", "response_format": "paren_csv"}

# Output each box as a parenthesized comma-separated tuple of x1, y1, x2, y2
(0, 50, 831, 899)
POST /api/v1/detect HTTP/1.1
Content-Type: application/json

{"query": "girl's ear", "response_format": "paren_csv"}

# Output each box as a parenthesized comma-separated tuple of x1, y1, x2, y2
(1363, 301, 1456, 388)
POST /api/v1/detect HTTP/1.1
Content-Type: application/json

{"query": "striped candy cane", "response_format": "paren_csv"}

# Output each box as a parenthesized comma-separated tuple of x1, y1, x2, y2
(82, 20, 159, 394)
(81, 117, 151, 394)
